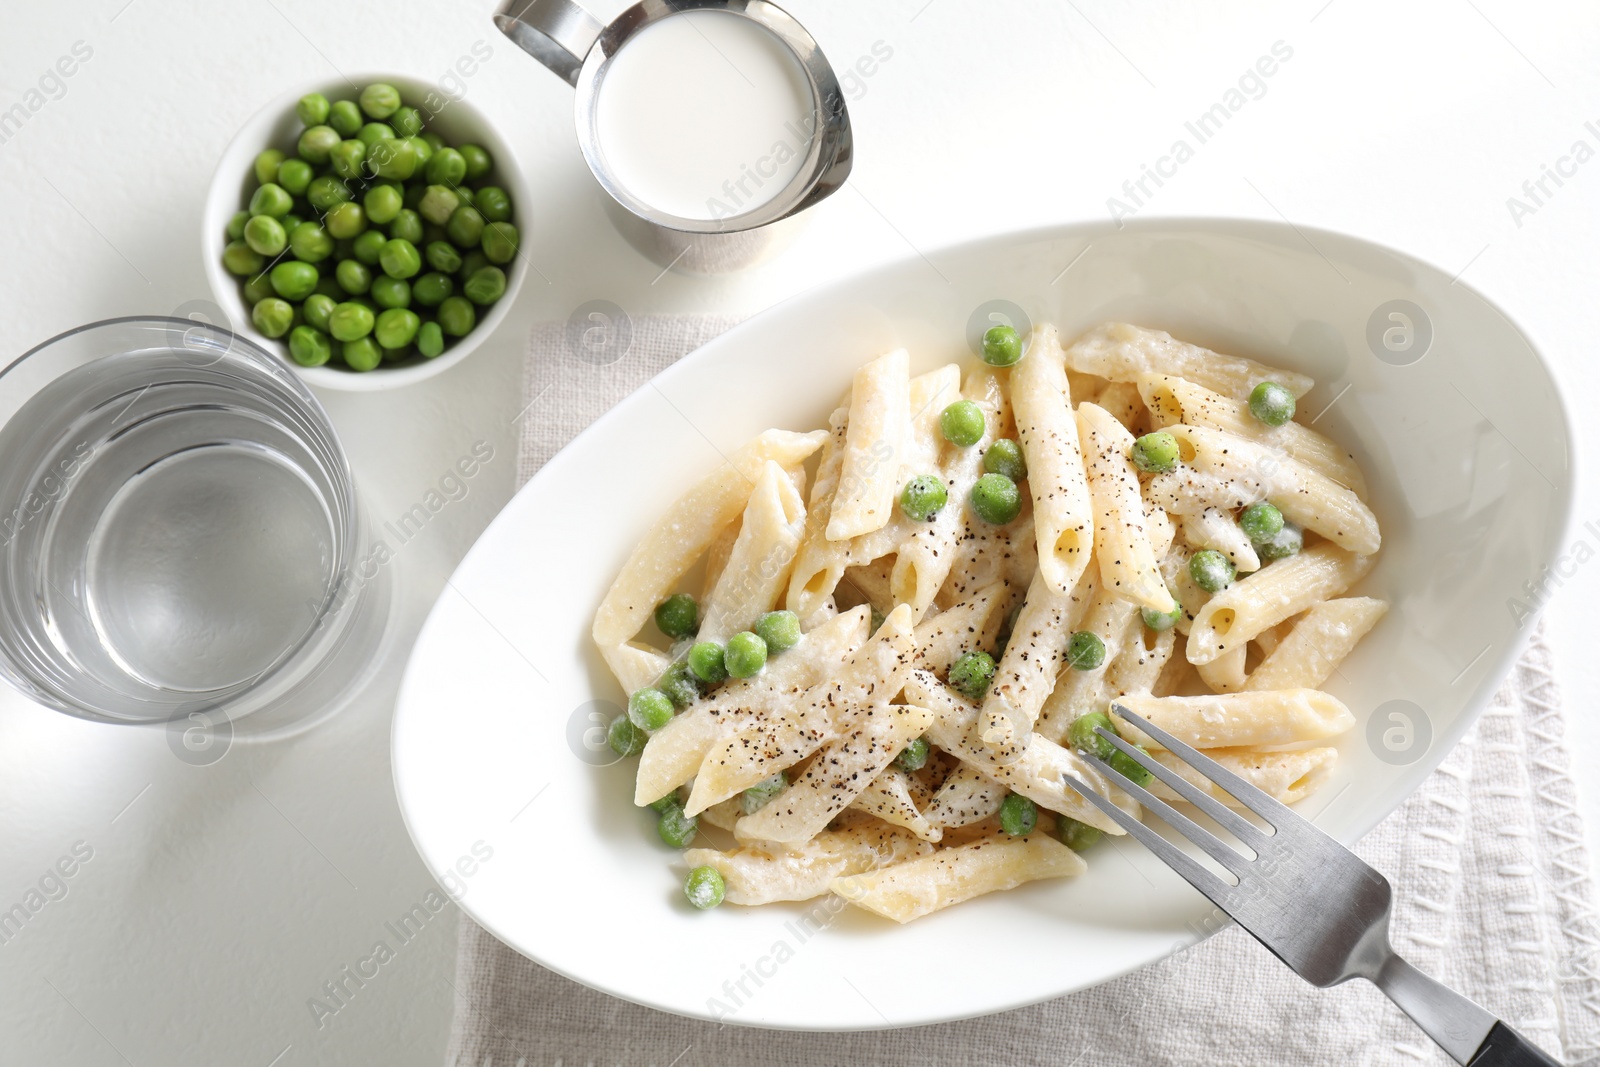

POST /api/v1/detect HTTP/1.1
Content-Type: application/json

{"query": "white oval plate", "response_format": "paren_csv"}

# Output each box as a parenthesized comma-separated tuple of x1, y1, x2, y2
(393, 219, 1573, 1030)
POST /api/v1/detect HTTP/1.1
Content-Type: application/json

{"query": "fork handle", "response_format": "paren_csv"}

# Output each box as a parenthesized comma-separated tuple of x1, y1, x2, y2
(1467, 1022, 1564, 1066)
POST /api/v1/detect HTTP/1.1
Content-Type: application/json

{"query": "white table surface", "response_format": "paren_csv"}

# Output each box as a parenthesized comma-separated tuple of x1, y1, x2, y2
(1, 1, 1596, 1063)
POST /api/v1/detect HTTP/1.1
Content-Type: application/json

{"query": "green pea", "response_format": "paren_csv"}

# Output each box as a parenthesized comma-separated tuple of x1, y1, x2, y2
(242, 215, 287, 256)
(296, 125, 340, 164)
(251, 297, 294, 339)
(1240, 502, 1284, 544)
(389, 104, 422, 138)
(253, 148, 285, 185)
(481, 221, 519, 265)
(420, 131, 445, 151)
(222, 240, 264, 276)
(226, 210, 250, 241)
(740, 773, 786, 815)
(335, 259, 371, 295)
(437, 295, 476, 337)
(371, 275, 411, 310)
(242, 272, 276, 305)
(327, 300, 375, 341)
(342, 336, 383, 371)
(248, 182, 292, 219)
(356, 121, 395, 148)
(302, 293, 336, 332)
(368, 137, 418, 180)
(1107, 743, 1154, 787)
(280, 213, 304, 235)
(288, 222, 334, 263)
(416, 320, 445, 359)
(378, 238, 422, 279)
(971, 472, 1021, 524)
(359, 82, 401, 120)
(324, 139, 363, 181)
(1248, 381, 1296, 426)
(628, 687, 675, 732)
(459, 143, 493, 180)
(724, 631, 767, 679)
(306, 175, 354, 211)
(425, 240, 462, 274)
(999, 793, 1037, 836)
(656, 802, 698, 848)
(425, 147, 467, 186)
(269, 260, 319, 301)
(654, 594, 699, 639)
(1130, 431, 1179, 473)
(414, 184, 460, 226)
(463, 266, 506, 306)
(476, 187, 513, 225)
(328, 99, 363, 137)
(1066, 630, 1106, 671)
(1188, 549, 1236, 593)
(454, 185, 476, 209)
(982, 324, 1023, 366)
(899, 474, 948, 521)
(1142, 596, 1183, 631)
(684, 865, 725, 909)
(1068, 711, 1117, 760)
(983, 438, 1027, 482)
(1059, 817, 1103, 852)
(754, 610, 801, 653)
(1257, 522, 1303, 561)
(446, 205, 485, 248)
(894, 736, 930, 773)
(287, 325, 333, 367)
(390, 209, 424, 244)
(938, 400, 985, 446)
(296, 92, 330, 127)
(412, 272, 454, 307)
(459, 249, 490, 279)
(607, 714, 646, 757)
(275, 158, 314, 197)
(324, 201, 367, 239)
(687, 641, 727, 685)
(949, 649, 996, 701)
(658, 661, 702, 709)
(374, 307, 420, 350)
(405, 135, 433, 167)
(351, 229, 387, 265)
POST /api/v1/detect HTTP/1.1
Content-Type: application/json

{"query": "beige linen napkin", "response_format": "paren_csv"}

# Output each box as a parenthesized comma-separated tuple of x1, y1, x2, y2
(447, 316, 1600, 1067)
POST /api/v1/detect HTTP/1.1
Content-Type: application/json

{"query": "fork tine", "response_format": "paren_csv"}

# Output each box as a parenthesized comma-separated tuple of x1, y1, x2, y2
(1062, 773, 1240, 907)
(1111, 702, 1299, 827)
(1094, 726, 1271, 851)
(1084, 739, 1252, 877)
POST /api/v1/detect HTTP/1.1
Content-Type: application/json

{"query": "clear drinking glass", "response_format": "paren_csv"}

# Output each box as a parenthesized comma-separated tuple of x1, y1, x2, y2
(0, 317, 390, 738)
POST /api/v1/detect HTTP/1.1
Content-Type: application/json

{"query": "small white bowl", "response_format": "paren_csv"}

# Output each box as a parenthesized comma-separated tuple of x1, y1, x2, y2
(203, 73, 531, 391)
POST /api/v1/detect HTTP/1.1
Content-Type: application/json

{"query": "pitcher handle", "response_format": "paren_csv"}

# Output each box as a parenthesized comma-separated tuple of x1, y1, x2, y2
(493, 0, 603, 87)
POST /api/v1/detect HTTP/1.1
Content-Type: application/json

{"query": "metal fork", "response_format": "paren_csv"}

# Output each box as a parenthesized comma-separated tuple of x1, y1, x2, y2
(1062, 703, 1564, 1066)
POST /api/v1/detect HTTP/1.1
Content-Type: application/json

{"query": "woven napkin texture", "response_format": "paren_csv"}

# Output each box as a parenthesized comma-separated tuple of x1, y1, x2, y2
(446, 316, 1600, 1067)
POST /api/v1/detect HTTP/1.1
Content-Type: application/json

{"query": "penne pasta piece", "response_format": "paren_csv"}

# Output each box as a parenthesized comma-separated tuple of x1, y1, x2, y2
(701, 518, 742, 600)
(1012, 324, 1094, 596)
(849, 767, 942, 842)
(735, 703, 934, 848)
(684, 823, 933, 906)
(1147, 424, 1380, 556)
(594, 428, 826, 668)
(1181, 507, 1260, 574)
(905, 669, 1130, 834)
(603, 641, 673, 697)
(975, 566, 1098, 764)
(842, 557, 896, 614)
(1196, 643, 1248, 693)
(1095, 380, 1146, 434)
(827, 349, 911, 541)
(913, 580, 1015, 675)
(925, 764, 1007, 829)
(1063, 322, 1315, 399)
(699, 461, 807, 642)
(633, 607, 869, 806)
(685, 605, 917, 814)
(1187, 543, 1374, 665)
(1148, 746, 1338, 808)
(831, 832, 1085, 923)
(1243, 597, 1389, 691)
(1035, 585, 1141, 743)
(1138, 373, 1367, 498)
(1106, 623, 1176, 698)
(940, 508, 1036, 610)
(786, 408, 850, 619)
(1077, 402, 1176, 612)
(1114, 688, 1355, 749)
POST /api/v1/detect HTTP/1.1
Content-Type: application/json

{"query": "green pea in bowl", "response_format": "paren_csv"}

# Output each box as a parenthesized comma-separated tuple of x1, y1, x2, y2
(204, 73, 531, 390)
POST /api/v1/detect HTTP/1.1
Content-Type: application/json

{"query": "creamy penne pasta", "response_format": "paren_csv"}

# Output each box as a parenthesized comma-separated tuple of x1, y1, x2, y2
(594, 321, 1381, 922)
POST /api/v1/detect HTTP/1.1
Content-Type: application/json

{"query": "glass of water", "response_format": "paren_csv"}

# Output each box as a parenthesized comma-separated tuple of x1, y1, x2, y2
(0, 317, 391, 737)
